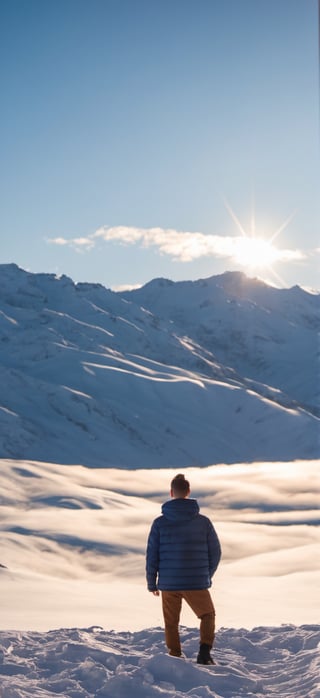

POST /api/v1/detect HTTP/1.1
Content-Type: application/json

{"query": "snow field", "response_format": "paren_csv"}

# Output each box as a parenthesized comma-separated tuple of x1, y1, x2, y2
(0, 624, 319, 698)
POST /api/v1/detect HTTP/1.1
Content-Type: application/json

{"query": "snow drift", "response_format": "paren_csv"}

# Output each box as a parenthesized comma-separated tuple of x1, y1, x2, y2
(0, 625, 319, 698)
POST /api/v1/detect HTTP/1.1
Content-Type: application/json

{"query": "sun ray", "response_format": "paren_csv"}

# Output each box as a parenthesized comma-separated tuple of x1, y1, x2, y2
(250, 205, 256, 238)
(250, 187, 256, 238)
(264, 263, 288, 288)
(269, 209, 297, 244)
(223, 198, 248, 237)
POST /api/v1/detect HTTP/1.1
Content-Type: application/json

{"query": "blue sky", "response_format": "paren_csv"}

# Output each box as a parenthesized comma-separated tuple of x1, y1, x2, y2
(1, 0, 319, 289)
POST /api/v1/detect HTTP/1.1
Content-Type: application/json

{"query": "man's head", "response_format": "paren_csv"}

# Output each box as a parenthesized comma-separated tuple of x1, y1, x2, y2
(170, 473, 190, 498)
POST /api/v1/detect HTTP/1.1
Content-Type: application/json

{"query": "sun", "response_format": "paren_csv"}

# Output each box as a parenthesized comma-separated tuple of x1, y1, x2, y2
(223, 198, 297, 284)
(232, 236, 279, 271)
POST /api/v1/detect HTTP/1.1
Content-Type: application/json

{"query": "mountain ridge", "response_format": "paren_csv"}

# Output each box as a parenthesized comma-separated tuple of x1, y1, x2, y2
(0, 263, 319, 467)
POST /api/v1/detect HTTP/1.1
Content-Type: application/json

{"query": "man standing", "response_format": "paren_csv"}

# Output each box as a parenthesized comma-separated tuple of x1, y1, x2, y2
(146, 473, 221, 664)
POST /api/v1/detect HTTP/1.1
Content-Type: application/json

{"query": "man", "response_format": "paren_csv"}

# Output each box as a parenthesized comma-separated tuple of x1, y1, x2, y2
(146, 473, 221, 664)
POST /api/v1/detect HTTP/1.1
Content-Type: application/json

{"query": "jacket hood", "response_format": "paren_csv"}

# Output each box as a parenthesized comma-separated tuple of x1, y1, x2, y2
(162, 497, 199, 522)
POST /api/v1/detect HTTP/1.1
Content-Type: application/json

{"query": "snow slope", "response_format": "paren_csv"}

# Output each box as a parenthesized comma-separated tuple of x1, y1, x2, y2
(0, 625, 319, 698)
(0, 264, 319, 467)
(122, 272, 320, 413)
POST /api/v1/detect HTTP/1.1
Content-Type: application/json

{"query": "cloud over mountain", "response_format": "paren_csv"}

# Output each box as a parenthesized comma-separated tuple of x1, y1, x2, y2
(47, 225, 306, 264)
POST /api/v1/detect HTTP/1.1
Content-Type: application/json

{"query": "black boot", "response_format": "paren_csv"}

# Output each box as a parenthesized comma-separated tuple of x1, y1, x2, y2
(197, 643, 215, 665)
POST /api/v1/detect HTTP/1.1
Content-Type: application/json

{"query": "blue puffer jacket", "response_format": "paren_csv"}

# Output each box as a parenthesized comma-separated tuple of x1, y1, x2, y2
(146, 498, 221, 591)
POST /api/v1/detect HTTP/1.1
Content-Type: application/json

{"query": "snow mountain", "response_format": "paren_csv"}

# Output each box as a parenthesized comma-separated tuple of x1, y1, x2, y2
(0, 263, 319, 467)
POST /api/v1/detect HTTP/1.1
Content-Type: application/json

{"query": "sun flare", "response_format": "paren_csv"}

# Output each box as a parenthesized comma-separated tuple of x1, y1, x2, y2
(233, 237, 279, 270)
(223, 198, 298, 284)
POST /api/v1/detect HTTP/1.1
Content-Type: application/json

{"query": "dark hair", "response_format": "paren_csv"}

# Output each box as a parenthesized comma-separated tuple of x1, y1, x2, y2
(171, 473, 190, 496)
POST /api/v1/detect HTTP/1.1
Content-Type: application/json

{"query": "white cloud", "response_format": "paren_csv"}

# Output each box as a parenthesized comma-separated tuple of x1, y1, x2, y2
(72, 237, 95, 249)
(93, 226, 236, 261)
(93, 225, 307, 264)
(47, 226, 307, 265)
(47, 237, 69, 246)
(47, 235, 94, 250)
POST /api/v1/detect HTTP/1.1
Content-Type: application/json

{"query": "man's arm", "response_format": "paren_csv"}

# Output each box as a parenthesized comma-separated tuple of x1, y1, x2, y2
(146, 520, 160, 592)
(207, 520, 221, 578)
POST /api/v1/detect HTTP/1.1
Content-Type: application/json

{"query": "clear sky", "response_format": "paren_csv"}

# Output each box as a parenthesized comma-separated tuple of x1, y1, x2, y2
(1, 0, 319, 290)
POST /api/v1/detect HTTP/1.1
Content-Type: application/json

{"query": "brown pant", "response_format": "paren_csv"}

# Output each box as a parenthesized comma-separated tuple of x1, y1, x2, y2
(161, 589, 215, 657)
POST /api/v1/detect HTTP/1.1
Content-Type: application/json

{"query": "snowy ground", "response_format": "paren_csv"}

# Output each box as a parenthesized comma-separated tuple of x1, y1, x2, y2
(1, 458, 319, 696)
(0, 624, 319, 697)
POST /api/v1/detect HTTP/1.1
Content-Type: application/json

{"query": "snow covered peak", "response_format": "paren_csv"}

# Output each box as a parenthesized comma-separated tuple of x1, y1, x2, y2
(0, 264, 319, 467)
